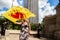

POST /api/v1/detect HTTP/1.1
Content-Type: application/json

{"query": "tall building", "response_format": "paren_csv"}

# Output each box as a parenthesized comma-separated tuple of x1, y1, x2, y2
(56, 0, 60, 31)
(24, 0, 38, 24)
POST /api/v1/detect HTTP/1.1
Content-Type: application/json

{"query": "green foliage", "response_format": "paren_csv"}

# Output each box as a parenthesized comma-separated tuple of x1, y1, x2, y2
(0, 17, 39, 30)
(9, 22, 13, 29)
(0, 17, 21, 30)
(41, 22, 45, 32)
(31, 24, 38, 30)
(9, 22, 21, 30)
(0, 18, 6, 25)
(13, 24, 21, 30)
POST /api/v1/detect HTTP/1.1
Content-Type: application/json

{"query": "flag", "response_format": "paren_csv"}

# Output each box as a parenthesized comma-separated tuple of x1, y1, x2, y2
(2, 6, 36, 23)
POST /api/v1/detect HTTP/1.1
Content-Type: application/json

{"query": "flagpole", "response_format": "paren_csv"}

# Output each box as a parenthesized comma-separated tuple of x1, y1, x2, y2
(11, 0, 15, 29)
(11, 0, 14, 7)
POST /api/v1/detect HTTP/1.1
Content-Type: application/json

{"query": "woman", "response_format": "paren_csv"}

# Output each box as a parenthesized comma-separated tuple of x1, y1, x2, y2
(16, 19, 30, 40)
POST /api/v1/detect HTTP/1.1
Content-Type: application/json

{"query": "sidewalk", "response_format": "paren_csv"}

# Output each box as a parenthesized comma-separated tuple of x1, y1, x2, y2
(6, 30, 37, 34)
(0, 30, 53, 40)
(0, 30, 38, 40)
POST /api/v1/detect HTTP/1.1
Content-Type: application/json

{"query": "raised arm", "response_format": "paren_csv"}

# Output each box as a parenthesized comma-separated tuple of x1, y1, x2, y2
(16, 22, 22, 25)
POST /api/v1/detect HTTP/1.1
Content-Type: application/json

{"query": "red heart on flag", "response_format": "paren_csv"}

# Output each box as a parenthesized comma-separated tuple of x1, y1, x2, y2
(11, 12, 24, 19)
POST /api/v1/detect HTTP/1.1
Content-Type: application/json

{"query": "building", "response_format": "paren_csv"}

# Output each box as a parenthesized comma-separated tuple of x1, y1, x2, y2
(24, 0, 39, 24)
(44, 1, 60, 39)
(56, 1, 60, 31)
(44, 15, 56, 38)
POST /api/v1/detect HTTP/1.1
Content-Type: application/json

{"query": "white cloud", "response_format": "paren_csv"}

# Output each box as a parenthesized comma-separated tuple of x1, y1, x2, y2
(0, 0, 11, 16)
(38, 0, 56, 23)
(0, 0, 21, 16)
(13, 0, 20, 6)
(38, 0, 48, 8)
(43, 3, 56, 16)
(0, 0, 23, 9)
(0, 0, 56, 23)
(0, 0, 13, 16)
(0, 0, 12, 9)
(13, 0, 23, 6)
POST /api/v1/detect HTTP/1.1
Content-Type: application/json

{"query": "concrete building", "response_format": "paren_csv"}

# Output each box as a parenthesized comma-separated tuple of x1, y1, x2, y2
(56, 1, 60, 31)
(24, 0, 39, 24)
(44, 1, 60, 40)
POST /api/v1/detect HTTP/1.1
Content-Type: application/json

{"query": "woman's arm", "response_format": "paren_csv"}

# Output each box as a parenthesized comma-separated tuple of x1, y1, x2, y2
(16, 22, 22, 25)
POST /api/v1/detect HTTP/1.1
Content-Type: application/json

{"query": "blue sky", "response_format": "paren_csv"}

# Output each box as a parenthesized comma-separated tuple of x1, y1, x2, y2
(38, 0, 59, 23)
(48, 0, 59, 8)
(0, 0, 24, 11)
(0, 0, 24, 15)
(0, 0, 59, 11)
(0, 0, 59, 23)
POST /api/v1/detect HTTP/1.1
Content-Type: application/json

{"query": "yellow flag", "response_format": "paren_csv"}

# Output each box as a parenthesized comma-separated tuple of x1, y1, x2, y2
(2, 6, 36, 23)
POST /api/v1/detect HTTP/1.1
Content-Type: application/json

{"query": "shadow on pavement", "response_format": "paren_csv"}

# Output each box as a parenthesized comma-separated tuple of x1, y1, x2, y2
(30, 34, 55, 40)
